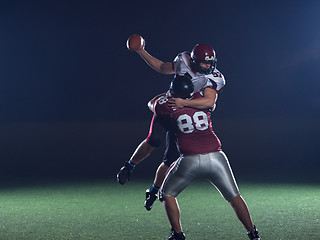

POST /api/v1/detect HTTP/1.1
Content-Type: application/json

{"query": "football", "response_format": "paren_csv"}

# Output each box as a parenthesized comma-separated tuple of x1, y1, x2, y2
(126, 34, 144, 51)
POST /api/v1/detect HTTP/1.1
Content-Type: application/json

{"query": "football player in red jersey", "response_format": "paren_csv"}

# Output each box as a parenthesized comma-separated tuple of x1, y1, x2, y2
(154, 76, 261, 240)
(117, 39, 225, 211)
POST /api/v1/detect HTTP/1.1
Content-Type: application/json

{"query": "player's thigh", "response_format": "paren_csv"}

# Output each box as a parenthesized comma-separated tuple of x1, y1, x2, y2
(146, 115, 167, 147)
(207, 151, 240, 201)
(160, 155, 199, 199)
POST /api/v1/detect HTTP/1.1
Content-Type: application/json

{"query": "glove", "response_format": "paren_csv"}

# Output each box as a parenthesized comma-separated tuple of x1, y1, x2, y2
(117, 161, 135, 185)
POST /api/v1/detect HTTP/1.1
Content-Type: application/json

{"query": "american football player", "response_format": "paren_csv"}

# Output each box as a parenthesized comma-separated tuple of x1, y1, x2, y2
(117, 41, 225, 211)
(154, 76, 261, 240)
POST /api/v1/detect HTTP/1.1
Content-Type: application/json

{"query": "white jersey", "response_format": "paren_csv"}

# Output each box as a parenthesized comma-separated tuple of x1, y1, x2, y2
(172, 51, 226, 93)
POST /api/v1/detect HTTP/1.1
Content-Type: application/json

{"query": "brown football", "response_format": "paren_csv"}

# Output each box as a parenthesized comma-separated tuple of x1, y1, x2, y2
(126, 34, 143, 51)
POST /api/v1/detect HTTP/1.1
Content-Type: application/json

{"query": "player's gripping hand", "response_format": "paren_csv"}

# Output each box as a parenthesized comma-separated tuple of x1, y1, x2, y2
(167, 97, 185, 109)
(116, 161, 135, 185)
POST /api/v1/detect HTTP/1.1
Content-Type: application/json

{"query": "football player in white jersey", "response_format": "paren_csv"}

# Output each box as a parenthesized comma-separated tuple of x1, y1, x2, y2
(117, 39, 226, 211)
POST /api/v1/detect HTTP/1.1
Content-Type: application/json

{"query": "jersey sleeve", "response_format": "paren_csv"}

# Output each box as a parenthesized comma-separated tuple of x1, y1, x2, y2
(172, 51, 192, 74)
(155, 96, 173, 117)
(206, 69, 226, 92)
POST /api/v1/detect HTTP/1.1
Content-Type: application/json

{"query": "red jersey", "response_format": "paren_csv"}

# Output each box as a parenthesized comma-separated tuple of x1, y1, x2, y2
(155, 93, 221, 156)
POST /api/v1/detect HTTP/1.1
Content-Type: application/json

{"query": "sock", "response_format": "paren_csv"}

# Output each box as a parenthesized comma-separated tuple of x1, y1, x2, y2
(149, 184, 160, 195)
(127, 160, 135, 171)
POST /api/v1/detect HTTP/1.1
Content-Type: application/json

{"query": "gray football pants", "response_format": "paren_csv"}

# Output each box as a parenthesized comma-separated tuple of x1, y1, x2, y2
(160, 151, 240, 202)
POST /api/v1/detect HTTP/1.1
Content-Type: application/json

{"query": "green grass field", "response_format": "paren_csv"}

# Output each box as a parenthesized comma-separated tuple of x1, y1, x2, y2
(0, 179, 319, 240)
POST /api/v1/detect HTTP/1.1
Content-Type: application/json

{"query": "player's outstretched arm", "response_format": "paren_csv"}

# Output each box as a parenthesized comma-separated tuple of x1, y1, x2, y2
(135, 40, 174, 74)
(127, 34, 174, 74)
(137, 49, 174, 74)
(167, 87, 217, 110)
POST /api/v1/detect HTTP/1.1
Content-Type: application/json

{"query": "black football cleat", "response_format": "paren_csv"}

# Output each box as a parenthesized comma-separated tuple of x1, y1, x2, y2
(166, 228, 186, 240)
(144, 188, 158, 211)
(247, 225, 261, 240)
(116, 163, 131, 185)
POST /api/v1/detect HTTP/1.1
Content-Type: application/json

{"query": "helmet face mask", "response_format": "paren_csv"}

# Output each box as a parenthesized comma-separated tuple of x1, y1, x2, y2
(192, 59, 216, 74)
(190, 44, 217, 74)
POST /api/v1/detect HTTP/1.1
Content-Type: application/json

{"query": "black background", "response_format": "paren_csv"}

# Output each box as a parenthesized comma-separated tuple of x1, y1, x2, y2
(0, 1, 319, 183)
